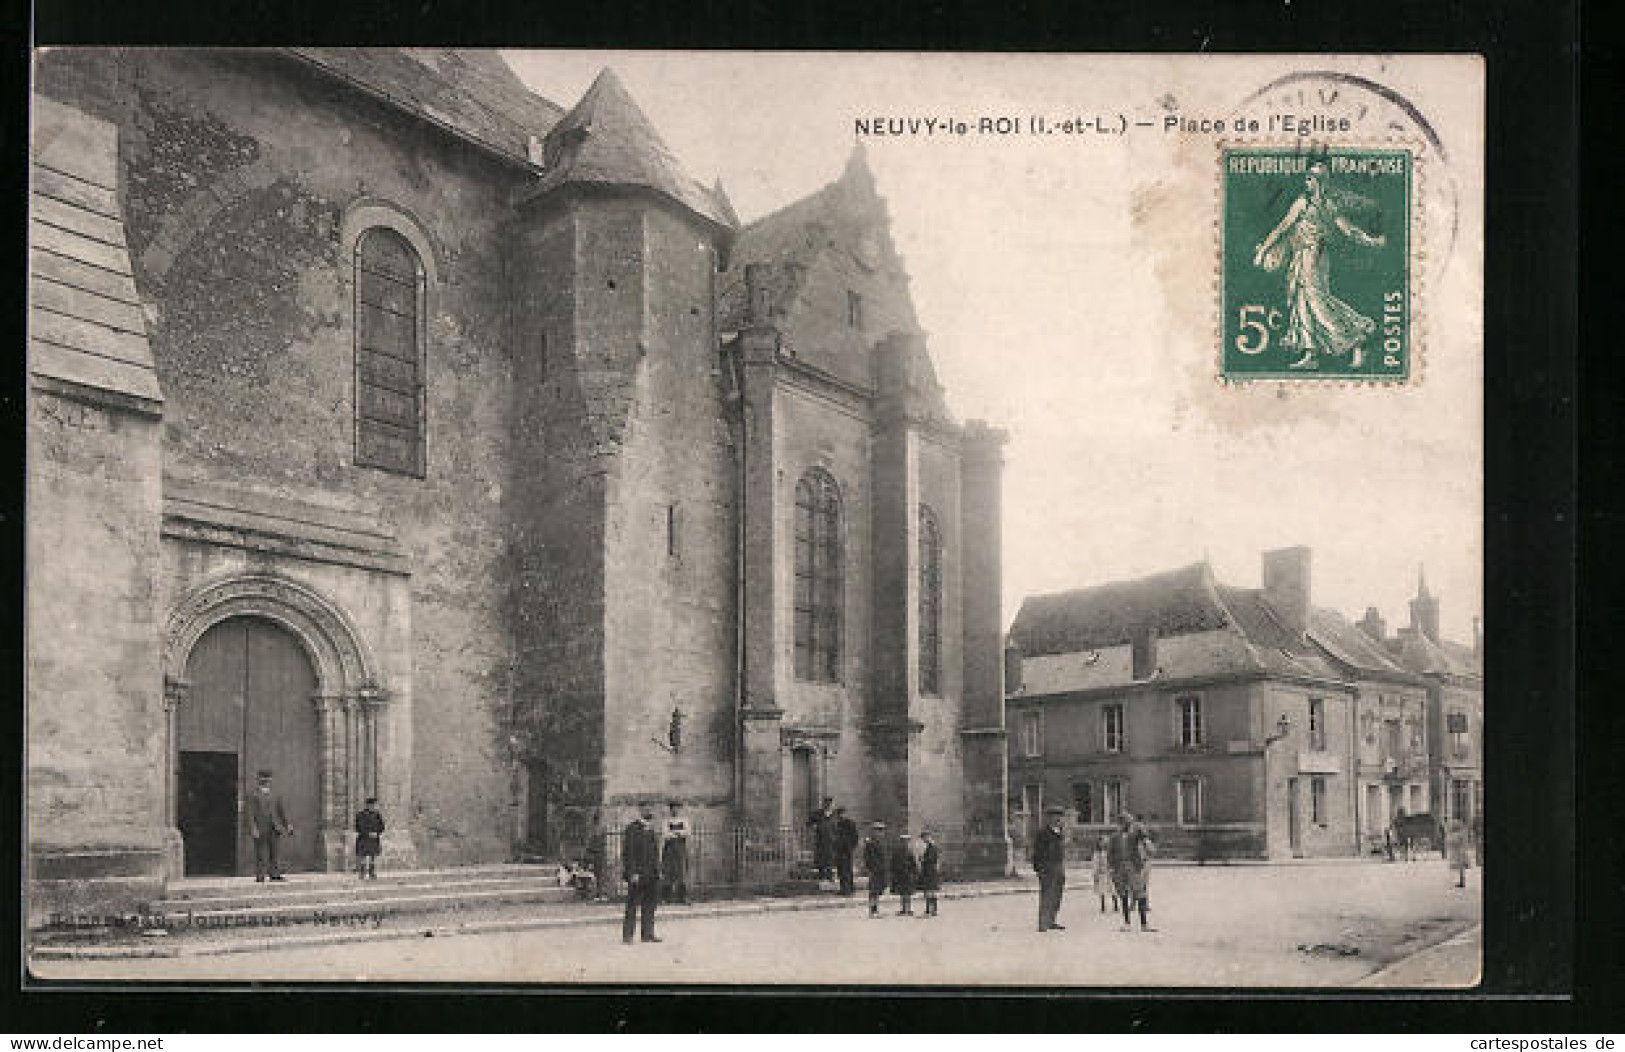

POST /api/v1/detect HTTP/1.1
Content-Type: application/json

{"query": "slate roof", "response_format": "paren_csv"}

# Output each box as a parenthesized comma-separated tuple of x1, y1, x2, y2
(1307, 606, 1415, 679)
(1391, 630, 1482, 679)
(287, 48, 564, 167)
(1010, 562, 1355, 683)
(1214, 586, 1344, 680)
(1009, 563, 1231, 657)
(529, 68, 736, 232)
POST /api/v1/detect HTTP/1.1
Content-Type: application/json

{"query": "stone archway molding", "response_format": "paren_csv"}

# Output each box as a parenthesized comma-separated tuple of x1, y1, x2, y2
(162, 570, 387, 877)
(164, 570, 379, 693)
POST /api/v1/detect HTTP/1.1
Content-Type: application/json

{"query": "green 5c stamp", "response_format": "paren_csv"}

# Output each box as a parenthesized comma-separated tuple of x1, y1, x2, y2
(1221, 147, 1413, 381)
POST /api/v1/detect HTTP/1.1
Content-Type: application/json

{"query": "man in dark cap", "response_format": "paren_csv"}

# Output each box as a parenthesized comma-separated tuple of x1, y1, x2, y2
(248, 769, 292, 883)
(621, 802, 662, 943)
(862, 820, 890, 917)
(808, 796, 837, 880)
(833, 807, 859, 896)
(1031, 805, 1068, 931)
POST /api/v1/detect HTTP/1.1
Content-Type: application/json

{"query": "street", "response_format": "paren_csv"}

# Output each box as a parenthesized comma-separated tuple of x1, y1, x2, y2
(30, 860, 1480, 987)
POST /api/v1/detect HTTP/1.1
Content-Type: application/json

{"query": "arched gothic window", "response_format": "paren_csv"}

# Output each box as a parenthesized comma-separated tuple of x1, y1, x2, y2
(918, 504, 942, 695)
(794, 469, 843, 681)
(355, 227, 426, 476)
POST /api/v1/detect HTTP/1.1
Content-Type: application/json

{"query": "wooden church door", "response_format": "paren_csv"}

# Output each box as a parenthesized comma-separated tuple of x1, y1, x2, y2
(178, 617, 322, 875)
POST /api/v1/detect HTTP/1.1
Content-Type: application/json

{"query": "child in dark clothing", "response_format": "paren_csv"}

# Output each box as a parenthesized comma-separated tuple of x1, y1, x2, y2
(891, 833, 919, 916)
(918, 830, 942, 918)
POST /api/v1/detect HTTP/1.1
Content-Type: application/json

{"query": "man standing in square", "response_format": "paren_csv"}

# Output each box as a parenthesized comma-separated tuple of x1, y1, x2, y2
(621, 803, 662, 943)
(833, 806, 859, 896)
(1031, 805, 1068, 932)
(249, 769, 291, 883)
(661, 800, 691, 905)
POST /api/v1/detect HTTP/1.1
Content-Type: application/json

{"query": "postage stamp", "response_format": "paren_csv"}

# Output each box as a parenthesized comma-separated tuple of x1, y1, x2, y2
(1220, 146, 1414, 382)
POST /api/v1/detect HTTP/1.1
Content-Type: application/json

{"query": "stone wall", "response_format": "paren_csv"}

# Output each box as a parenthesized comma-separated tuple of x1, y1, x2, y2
(36, 49, 531, 867)
(28, 95, 169, 919)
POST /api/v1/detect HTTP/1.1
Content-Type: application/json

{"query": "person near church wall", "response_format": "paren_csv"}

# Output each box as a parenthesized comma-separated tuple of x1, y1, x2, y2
(249, 769, 292, 883)
(891, 832, 919, 916)
(1031, 805, 1068, 932)
(353, 796, 384, 881)
(661, 800, 691, 905)
(833, 807, 859, 896)
(621, 803, 663, 944)
(809, 796, 836, 880)
(918, 829, 941, 918)
(862, 821, 889, 918)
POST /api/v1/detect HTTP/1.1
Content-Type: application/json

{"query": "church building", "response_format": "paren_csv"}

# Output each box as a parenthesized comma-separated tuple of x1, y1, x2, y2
(26, 48, 1009, 916)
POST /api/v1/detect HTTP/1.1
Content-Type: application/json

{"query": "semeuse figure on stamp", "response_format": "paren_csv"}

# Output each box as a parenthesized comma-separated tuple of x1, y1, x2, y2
(621, 803, 662, 944)
(249, 768, 292, 883)
(1253, 161, 1387, 370)
(1031, 805, 1067, 932)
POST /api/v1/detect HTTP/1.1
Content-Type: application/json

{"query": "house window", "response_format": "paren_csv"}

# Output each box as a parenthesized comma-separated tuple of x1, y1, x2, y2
(1176, 695, 1204, 748)
(1309, 697, 1326, 750)
(1310, 776, 1327, 825)
(793, 469, 843, 681)
(1102, 703, 1124, 753)
(1071, 782, 1094, 824)
(1019, 710, 1043, 758)
(355, 227, 426, 476)
(1448, 711, 1470, 758)
(1103, 780, 1126, 823)
(846, 290, 863, 328)
(917, 505, 942, 696)
(1451, 779, 1472, 821)
(1175, 777, 1202, 826)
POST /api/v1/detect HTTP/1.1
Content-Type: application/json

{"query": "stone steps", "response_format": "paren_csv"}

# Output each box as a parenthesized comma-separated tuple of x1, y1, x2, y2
(145, 865, 576, 924)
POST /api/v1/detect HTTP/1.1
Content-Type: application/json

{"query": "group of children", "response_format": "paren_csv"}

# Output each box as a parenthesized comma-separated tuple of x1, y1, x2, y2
(1087, 819, 1157, 932)
(863, 824, 943, 918)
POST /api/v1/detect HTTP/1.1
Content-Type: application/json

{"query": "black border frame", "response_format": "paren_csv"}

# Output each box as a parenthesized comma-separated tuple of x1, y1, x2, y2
(8, 0, 1596, 1033)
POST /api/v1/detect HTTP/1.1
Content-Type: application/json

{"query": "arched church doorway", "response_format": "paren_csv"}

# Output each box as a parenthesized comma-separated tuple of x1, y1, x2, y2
(176, 616, 321, 875)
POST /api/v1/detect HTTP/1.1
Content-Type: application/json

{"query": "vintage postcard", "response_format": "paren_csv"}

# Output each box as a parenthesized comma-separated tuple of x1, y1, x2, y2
(25, 50, 1482, 986)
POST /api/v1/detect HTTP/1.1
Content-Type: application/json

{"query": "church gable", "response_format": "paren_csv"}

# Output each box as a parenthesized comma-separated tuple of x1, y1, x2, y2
(719, 147, 922, 393)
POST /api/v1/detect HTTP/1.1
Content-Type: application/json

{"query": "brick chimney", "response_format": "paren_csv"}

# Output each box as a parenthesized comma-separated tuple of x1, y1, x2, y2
(1261, 546, 1312, 639)
(1357, 606, 1387, 642)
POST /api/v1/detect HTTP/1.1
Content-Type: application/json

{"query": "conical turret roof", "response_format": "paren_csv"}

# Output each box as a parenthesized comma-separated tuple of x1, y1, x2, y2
(529, 68, 736, 231)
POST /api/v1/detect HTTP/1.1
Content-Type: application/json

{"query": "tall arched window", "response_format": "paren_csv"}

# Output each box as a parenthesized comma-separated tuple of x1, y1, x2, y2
(794, 469, 843, 682)
(355, 227, 426, 476)
(918, 505, 942, 695)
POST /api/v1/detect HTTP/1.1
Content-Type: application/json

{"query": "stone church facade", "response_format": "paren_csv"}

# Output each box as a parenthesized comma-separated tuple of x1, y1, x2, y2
(26, 48, 1009, 915)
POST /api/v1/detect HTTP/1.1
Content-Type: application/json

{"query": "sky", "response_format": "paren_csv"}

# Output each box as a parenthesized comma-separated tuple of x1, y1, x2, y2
(504, 51, 1484, 644)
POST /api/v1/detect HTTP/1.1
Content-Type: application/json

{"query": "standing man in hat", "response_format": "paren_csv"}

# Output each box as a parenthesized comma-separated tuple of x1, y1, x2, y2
(1031, 805, 1068, 932)
(248, 769, 292, 883)
(833, 807, 860, 896)
(621, 802, 662, 943)
(808, 796, 837, 881)
(891, 832, 919, 916)
(918, 829, 942, 918)
(862, 821, 890, 918)
(661, 800, 691, 905)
